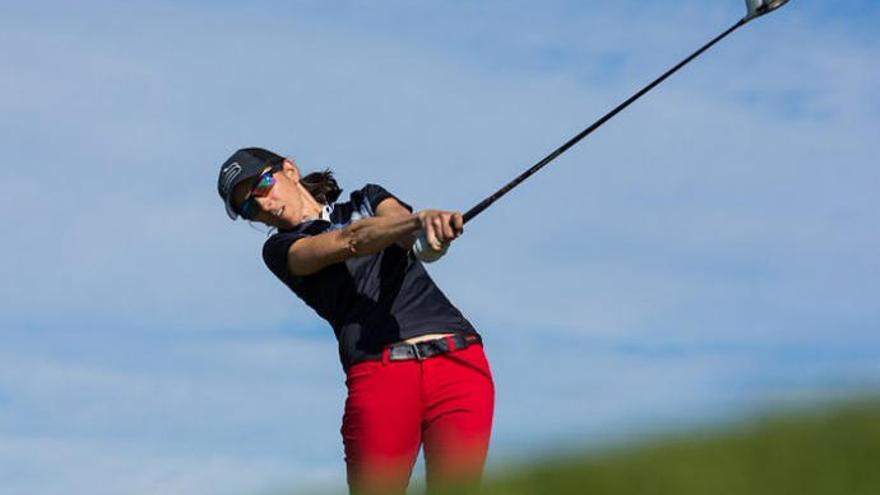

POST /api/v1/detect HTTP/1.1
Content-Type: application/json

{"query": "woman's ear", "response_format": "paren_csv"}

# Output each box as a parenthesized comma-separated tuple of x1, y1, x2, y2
(281, 159, 300, 182)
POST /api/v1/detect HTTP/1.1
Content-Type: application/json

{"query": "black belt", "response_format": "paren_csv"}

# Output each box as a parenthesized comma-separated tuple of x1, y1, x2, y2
(386, 334, 482, 361)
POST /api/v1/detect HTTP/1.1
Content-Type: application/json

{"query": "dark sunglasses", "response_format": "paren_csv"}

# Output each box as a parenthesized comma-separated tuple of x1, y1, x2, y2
(239, 166, 280, 220)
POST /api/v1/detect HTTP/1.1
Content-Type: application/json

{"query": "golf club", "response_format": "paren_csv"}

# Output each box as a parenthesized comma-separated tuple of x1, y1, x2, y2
(461, 0, 791, 224)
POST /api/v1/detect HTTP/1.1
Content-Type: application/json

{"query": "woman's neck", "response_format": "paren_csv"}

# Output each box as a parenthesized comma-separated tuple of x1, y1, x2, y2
(298, 184, 325, 221)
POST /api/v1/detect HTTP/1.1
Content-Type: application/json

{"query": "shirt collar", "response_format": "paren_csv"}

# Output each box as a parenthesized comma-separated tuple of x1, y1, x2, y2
(319, 203, 333, 221)
(279, 204, 336, 235)
(300, 204, 334, 223)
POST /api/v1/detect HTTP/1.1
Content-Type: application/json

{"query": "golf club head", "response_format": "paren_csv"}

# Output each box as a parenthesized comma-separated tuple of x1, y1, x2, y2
(744, 0, 791, 22)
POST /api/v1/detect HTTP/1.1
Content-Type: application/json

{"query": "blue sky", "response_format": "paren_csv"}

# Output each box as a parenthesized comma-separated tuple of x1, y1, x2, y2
(2, 0, 879, 493)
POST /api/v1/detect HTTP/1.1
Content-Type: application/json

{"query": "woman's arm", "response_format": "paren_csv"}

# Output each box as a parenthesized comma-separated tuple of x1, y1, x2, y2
(287, 198, 464, 277)
(377, 198, 464, 251)
(287, 213, 421, 276)
(376, 197, 419, 249)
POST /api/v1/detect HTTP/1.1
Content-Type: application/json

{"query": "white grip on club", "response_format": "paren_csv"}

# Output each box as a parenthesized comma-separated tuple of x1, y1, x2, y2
(412, 230, 448, 263)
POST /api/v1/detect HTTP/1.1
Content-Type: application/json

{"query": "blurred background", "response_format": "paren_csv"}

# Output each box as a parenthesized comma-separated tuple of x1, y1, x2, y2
(1, 1, 878, 494)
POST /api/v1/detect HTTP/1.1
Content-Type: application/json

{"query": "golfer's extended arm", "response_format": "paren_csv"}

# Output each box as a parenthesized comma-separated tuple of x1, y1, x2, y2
(376, 197, 418, 249)
(287, 214, 421, 276)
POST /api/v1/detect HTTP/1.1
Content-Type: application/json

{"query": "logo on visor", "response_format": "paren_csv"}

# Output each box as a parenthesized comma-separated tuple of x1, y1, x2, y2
(220, 162, 242, 195)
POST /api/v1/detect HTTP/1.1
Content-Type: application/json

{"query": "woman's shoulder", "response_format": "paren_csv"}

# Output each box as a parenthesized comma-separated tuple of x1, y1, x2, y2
(342, 183, 391, 216)
(351, 183, 411, 214)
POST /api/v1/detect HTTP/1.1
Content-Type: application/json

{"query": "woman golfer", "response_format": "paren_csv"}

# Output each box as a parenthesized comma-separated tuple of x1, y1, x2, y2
(217, 147, 494, 494)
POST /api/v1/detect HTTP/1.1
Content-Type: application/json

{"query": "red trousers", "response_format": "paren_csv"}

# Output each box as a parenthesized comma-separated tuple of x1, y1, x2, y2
(341, 341, 495, 494)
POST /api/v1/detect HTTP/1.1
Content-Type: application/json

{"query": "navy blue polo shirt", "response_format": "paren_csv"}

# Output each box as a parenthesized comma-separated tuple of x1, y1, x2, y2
(262, 184, 479, 371)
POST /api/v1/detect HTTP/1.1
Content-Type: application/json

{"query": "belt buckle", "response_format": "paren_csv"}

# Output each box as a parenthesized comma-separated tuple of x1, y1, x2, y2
(412, 342, 425, 361)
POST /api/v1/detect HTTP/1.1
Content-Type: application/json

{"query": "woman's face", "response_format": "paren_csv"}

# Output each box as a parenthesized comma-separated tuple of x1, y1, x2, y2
(231, 160, 306, 229)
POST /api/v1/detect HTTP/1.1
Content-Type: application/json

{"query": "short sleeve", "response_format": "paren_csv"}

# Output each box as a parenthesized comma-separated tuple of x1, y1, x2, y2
(361, 183, 413, 213)
(262, 230, 308, 287)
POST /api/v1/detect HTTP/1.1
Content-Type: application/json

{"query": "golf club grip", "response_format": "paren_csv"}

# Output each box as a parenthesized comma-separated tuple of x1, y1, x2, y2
(462, 18, 747, 225)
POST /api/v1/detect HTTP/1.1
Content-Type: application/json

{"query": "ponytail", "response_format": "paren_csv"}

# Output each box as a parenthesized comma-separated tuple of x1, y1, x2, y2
(301, 169, 343, 204)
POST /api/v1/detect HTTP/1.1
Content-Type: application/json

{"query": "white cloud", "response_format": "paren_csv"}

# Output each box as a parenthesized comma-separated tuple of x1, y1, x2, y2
(0, 435, 339, 495)
(0, 331, 347, 494)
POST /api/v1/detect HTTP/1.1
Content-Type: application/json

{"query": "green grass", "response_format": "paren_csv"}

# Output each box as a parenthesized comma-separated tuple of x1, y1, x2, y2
(460, 397, 880, 495)
(292, 397, 880, 495)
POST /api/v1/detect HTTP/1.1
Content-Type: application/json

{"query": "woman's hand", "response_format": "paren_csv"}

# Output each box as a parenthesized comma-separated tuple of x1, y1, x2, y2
(417, 210, 464, 251)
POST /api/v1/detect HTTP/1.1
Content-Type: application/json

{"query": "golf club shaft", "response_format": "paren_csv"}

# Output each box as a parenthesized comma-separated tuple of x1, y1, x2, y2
(462, 18, 747, 224)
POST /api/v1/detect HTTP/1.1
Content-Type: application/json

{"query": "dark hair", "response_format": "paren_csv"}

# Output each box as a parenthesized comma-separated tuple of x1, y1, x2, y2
(301, 169, 343, 204)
